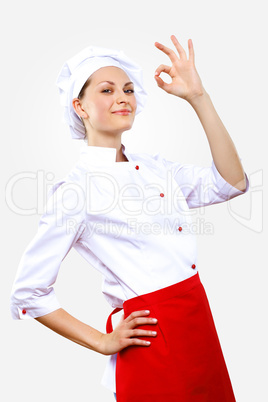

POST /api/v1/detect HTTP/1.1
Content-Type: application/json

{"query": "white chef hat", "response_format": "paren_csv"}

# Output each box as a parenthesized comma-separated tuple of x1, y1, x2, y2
(56, 45, 147, 139)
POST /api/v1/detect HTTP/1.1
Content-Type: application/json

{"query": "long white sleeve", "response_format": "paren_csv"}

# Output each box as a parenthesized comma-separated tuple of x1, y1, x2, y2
(10, 180, 86, 320)
(159, 155, 249, 208)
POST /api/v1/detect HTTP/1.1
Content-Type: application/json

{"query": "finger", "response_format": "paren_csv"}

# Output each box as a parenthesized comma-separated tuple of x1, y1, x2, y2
(127, 338, 151, 347)
(133, 328, 157, 337)
(155, 64, 172, 77)
(170, 35, 187, 60)
(188, 39, 195, 63)
(128, 328, 157, 338)
(127, 316, 158, 329)
(154, 74, 172, 93)
(124, 310, 151, 324)
(118, 314, 125, 324)
(117, 334, 152, 349)
(154, 41, 178, 63)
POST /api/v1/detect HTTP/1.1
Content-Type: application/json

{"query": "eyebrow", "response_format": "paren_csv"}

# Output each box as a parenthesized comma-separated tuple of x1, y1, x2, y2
(97, 80, 134, 86)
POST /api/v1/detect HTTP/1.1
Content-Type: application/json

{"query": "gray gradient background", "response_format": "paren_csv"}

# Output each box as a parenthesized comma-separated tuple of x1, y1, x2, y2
(2, 1, 267, 401)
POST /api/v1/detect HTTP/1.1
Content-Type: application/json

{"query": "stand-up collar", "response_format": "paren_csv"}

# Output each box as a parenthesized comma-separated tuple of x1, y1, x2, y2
(78, 143, 132, 166)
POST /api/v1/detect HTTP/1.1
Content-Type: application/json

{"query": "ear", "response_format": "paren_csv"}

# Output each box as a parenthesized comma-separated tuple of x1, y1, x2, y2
(72, 98, 88, 119)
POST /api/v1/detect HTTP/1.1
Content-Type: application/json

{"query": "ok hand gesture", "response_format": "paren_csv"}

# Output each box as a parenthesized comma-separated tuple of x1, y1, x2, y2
(154, 35, 205, 104)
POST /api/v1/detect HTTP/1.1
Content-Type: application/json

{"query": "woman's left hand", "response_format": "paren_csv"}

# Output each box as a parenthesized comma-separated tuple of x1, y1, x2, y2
(154, 35, 205, 104)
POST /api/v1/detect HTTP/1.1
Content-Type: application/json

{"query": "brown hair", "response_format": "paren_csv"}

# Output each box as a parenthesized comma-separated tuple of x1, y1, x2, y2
(78, 77, 92, 100)
(77, 77, 91, 140)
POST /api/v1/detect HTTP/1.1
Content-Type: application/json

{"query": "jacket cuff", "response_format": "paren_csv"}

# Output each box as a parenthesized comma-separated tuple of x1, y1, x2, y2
(211, 160, 249, 199)
(10, 292, 61, 320)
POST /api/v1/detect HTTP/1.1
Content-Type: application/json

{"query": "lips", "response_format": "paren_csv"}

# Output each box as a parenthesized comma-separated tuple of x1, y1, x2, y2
(112, 109, 132, 115)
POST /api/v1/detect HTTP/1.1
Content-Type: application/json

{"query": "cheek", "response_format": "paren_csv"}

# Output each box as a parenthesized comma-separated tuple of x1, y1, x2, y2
(91, 98, 112, 121)
(132, 95, 137, 112)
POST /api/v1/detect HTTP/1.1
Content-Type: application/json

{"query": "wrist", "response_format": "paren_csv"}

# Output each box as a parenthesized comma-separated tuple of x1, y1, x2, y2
(93, 332, 114, 356)
(88, 330, 108, 355)
(187, 89, 210, 109)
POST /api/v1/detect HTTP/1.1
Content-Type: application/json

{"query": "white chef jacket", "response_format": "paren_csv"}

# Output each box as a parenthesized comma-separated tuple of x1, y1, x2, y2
(10, 142, 249, 392)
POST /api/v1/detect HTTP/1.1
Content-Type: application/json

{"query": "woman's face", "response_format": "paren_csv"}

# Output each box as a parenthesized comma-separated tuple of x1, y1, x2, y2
(78, 66, 137, 136)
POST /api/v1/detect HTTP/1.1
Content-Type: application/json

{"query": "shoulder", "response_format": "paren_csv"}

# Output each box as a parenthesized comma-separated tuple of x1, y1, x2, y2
(45, 164, 88, 217)
(47, 159, 90, 196)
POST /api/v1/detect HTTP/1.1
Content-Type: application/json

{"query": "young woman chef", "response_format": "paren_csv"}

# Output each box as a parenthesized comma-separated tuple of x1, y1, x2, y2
(10, 35, 248, 401)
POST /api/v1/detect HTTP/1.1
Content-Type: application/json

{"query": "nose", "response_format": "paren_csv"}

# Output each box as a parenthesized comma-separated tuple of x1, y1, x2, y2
(116, 92, 129, 104)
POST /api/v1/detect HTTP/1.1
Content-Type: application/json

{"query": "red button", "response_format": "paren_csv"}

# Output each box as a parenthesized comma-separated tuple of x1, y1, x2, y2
(178, 227, 182, 232)
(191, 264, 196, 269)
(160, 193, 164, 197)
(22, 309, 26, 315)
(135, 165, 139, 170)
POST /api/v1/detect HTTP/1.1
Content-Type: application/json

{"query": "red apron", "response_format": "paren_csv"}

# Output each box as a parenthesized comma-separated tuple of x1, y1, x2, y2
(106, 273, 236, 401)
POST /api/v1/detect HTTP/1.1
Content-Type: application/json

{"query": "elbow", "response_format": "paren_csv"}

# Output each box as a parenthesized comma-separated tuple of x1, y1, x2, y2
(233, 174, 248, 192)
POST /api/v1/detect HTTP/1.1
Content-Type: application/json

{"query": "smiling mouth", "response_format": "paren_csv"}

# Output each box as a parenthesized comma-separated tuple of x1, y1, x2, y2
(112, 109, 132, 115)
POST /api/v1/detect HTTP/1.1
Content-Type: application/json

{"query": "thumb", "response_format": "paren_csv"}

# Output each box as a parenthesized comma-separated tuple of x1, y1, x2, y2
(118, 312, 125, 325)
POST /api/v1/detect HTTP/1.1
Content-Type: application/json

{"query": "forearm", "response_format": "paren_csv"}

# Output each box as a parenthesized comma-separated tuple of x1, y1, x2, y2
(189, 91, 247, 191)
(35, 307, 158, 356)
(35, 308, 105, 354)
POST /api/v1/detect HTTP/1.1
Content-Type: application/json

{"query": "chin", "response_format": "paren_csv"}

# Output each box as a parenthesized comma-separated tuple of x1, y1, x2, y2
(123, 122, 133, 131)
(113, 121, 134, 133)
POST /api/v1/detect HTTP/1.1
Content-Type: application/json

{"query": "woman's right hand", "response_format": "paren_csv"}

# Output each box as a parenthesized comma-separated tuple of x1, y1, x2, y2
(98, 310, 158, 356)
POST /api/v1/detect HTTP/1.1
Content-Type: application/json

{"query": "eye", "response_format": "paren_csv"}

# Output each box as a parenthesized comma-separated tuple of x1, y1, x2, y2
(102, 89, 112, 93)
(124, 89, 135, 93)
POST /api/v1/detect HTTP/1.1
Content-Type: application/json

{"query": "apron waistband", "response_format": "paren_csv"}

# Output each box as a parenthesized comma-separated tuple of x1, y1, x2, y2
(106, 307, 123, 334)
(123, 272, 200, 317)
(106, 272, 200, 334)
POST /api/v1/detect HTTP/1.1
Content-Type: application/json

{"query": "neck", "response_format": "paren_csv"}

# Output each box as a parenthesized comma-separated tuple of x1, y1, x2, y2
(86, 132, 127, 162)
